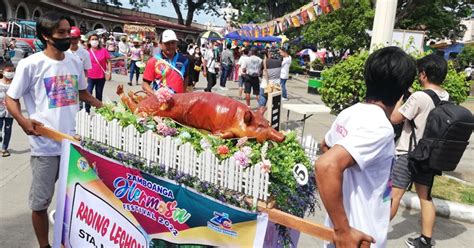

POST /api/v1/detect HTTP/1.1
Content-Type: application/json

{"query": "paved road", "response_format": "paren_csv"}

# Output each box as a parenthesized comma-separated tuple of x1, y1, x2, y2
(1, 74, 473, 247)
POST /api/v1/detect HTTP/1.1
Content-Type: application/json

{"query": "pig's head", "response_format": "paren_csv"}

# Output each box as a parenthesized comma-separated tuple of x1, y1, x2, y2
(242, 108, 285, 143)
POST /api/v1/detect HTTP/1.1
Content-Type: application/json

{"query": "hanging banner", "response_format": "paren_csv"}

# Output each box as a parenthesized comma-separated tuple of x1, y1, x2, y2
(53, 142, 269, 248)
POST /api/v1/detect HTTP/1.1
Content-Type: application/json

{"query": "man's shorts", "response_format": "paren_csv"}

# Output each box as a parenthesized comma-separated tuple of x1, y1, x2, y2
(244, 76, 260, 95)
(29, 156, 60, 211)
(238, 75, 245, 87)
(391, 154, 435, 190)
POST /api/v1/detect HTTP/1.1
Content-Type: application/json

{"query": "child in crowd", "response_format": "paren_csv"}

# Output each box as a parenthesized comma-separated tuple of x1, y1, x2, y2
(0, 63, 14, 157)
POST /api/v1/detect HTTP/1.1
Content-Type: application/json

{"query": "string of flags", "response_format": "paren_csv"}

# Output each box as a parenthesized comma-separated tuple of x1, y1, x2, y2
(231, 0, 341, 38)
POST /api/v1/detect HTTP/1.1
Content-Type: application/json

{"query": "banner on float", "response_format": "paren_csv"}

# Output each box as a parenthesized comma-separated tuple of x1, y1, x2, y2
(110, 52, 128, 76)
(53, 141, 268, 248)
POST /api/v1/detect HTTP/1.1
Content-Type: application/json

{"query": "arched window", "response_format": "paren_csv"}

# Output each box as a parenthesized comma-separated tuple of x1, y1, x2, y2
(16, 5, 27, 19)
(93, 23, 104, 30)
(112, 26, 123, 33)
(32, 8, 42, 20)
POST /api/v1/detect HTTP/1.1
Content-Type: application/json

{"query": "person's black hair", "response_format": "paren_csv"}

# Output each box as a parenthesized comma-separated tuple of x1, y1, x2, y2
(243, 48, 249, 55)
(279, 47, 288, 53)
(250, 47, 258, 56)
(226, 43, 232, 49)
(36, 11, 71, 48)
(364, 46, 416, 107)
(178, 40, 188, 55)
(417, 54, 448, 85)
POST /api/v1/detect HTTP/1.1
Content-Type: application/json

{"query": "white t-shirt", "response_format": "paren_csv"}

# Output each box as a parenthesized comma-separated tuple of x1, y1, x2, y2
(323, 103, 394, 248)
(395, 89, 449, 155)
(245, 55, 262, 77)
(280, 56, 292, 79)
(66, 46, 92, 71)
(118, 41, 129, 55)
(237, 55, 250, 76)
(204, 49, 216, 74)
(7, 52, 87, 156)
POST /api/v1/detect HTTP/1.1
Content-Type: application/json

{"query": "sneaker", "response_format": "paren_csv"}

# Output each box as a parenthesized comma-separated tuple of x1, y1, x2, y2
(282, 97, 289, 101)
(405, 236, 433, 248)
(2, 150, 10, 157)
(219, 86, 229, 91)
(127, 82, 132, 86)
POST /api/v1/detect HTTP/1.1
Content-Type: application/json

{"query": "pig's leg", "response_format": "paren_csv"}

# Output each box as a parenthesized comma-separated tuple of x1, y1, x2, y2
(214, 130, 235, 139)
(117, 85, 138, 113)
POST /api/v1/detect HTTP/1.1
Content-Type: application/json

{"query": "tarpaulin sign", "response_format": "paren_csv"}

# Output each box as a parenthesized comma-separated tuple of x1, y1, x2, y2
(53, 141, 268, 247)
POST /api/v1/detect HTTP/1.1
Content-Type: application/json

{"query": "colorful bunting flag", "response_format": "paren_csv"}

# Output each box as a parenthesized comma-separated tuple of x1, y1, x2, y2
(307, 5, 317, 21)
(330, 0, 341, 10)
(314, 3, 323, 16)
(292, 15, 301, 27)
(320, 0, 331, 14)
(301, 9, 309, 24)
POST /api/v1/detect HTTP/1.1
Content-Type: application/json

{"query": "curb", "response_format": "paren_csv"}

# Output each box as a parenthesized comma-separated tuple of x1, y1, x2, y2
(400, 191, 474, 224)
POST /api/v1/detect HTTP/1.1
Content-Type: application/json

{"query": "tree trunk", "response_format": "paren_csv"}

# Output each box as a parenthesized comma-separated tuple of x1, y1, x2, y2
(185, 6, 195, 26)
(171, 0, 185, 25)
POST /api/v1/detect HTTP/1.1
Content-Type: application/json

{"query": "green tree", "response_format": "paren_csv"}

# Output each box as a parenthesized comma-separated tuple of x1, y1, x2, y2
(112, 0, 225, 26)
(455, 45, 474, 71)
(303, 0, 374, 63)
(395, 0, 472, 40)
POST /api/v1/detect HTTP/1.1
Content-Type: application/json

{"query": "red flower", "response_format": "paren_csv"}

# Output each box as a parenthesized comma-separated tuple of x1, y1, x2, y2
(217, 145, 229, 155)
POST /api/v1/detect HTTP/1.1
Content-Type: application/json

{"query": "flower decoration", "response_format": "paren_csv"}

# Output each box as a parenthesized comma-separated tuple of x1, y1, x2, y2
(261, 142, 269, 159)
(200, 138, 211, 150)
(156, 122, 177, 136)
(233, 151, 250, 167)
(242, 146, 252, 157)
(236, 137, 248, 147)
(217, 145, 229, 155)
(179, 131, 191, 140)
(260, 159, 272, 173)
(155, 87, 173, 110)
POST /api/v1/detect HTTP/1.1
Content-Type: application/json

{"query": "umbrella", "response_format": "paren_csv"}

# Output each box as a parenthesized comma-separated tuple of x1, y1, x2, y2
(297, 48, 314, 56)
(198, 31, 223, 40)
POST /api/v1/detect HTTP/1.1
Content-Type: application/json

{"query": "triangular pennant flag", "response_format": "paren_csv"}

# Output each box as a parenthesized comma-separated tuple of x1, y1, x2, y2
(307, 5, 317, 21)
(292, 15, 301, 27)
(320, 0, 331, 14)
(330, 0, 341, 10)
(314, 3, 323, 16)
(301, 9, 309, 24)
(269, 23, 275, 36)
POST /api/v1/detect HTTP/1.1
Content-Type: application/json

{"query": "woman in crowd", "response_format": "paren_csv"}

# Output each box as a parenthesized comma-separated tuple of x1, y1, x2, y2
(86, 34, 111, 112)
(128, 38, 144, 86)
(106, 35, 117, 53)
(191, 47, 203, 87)
(0, 63, 14, 157)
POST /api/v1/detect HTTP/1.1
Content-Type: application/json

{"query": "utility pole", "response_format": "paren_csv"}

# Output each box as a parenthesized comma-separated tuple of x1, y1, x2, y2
(369, 0, 397, 51)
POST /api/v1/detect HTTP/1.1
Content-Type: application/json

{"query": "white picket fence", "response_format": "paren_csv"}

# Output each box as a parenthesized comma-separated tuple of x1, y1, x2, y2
(76, 110, 320, 205)
(76, 109, 270, 204)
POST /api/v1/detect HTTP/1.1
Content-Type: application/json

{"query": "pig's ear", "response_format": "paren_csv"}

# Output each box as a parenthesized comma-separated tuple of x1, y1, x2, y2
(244, 110, 253, 124)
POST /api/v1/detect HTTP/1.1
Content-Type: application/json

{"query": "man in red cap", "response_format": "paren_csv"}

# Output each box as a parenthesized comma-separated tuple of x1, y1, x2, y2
(66, 26, 92, 79)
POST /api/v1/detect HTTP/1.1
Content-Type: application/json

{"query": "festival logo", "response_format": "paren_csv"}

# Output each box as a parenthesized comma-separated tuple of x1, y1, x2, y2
(43, 74, 79, 108)
(76, 157, 90, 172)
(207, 212, 237, 237)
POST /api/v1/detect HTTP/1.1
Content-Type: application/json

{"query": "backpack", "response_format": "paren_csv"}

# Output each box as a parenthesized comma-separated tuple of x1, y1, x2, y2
(408, 89, 474, 174)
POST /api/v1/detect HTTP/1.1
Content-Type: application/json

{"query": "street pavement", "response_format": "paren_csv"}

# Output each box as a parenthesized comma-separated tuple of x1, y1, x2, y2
(0, 73, 473, 247)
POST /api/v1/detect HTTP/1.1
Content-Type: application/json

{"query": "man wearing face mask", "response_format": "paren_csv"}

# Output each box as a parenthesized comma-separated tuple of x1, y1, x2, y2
(142, 29, 189, 94)
(5, 12, 102, 248)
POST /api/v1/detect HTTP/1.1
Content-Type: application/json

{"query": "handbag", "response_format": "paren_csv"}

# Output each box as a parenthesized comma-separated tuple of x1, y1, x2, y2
(194, 65, 202, 72)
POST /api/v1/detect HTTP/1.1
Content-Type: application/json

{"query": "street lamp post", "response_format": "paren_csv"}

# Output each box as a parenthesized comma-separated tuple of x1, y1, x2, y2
(370, 0, 397, 51)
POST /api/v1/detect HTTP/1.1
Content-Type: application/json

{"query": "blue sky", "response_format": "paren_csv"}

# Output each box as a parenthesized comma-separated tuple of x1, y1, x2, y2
(120, 1, 226, 26)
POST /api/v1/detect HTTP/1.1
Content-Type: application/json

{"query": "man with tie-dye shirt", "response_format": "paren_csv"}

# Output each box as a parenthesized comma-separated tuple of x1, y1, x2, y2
(5, 12, 102, 248)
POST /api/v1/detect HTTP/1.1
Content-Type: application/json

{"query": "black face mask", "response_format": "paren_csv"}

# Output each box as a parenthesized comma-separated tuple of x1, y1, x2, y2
(50, 37, 71, 52)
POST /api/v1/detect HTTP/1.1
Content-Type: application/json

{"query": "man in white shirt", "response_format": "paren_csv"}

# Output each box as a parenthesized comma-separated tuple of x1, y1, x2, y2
(243, 48, 262, 106)
(390, 54, 450, 248)
(203, 42, 217, 92)
(66, 26, 92, 78)
(279, 48, 291, 101)
(237, 48, 250, 99)
(5, 12, 102, 248)
(316, 47, 416, 248)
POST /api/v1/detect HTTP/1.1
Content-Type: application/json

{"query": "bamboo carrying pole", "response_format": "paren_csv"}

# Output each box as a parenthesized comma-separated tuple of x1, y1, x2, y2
(36, 126, 371, 248)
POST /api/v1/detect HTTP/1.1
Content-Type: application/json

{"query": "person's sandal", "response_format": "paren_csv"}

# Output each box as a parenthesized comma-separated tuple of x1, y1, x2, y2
(127, 82, 132, 86)
(2, 150, 10, 157)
